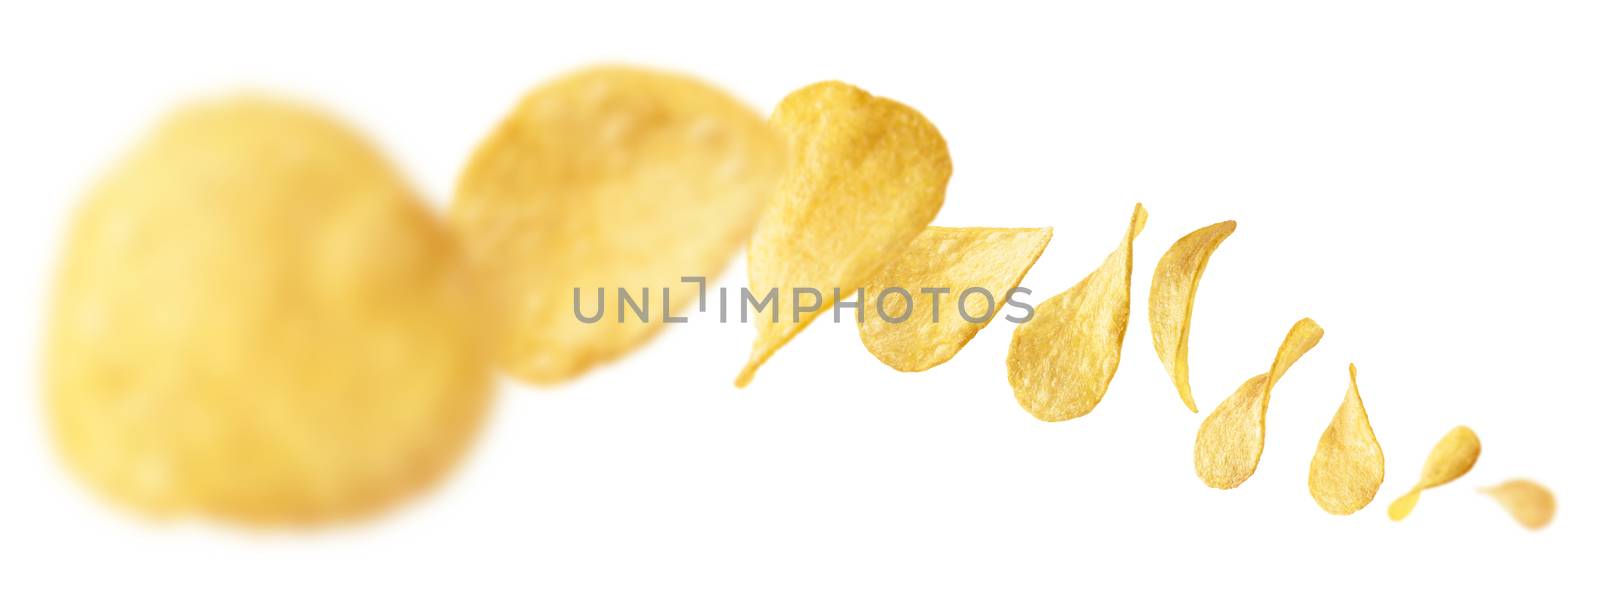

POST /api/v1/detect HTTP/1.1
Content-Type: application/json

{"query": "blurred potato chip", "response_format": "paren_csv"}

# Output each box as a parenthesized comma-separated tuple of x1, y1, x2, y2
(1308, 364, 1385, 515)
(1149, 220, 1235, 413)
(858, 227, 1052, 372)
(1480, 479, 1556, 530)
(1008, 205, 1146, 421)
(1194, 318, 1322, 489)
(453, 66, 785, 384)
(45, 98, 492, 524)
(736, 81, 950, 387)
(1388, 426, 1480, 521)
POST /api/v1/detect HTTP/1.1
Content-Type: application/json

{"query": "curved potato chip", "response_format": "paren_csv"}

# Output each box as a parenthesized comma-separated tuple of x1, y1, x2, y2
(45, 98, 492, 524)
(1480, 479, 1556, 530)
(1149, 220, 1236, 413)
(1194, 318, 1323, 489)
(1007, 205, 1147, 421)
(1387, 425, 1480, 521)
(858, 227, 1052, 371)
(1308, 364, 1385, 515)
(453, 66, 785, 384)
(735, 81, 950, 387)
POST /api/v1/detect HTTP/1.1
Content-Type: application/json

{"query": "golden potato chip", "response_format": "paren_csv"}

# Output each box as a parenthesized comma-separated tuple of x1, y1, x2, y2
(1148, 220, 1236, 413)
(1480, 479, 1556, 530)
(1194, 318, 1323, 489)
(453, 66, 785, 384)
(857, 227, 1052, 372)
(45, 98, 492, 524)
(1388, 425, 1481, 521)
(1008, 205, 1147, 421)
(735, 81, 950, 387)
(1308, 364, 1385, 515)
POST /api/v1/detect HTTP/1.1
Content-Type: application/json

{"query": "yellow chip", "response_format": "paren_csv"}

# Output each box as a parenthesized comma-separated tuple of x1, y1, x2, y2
(857, 227, 1052, 372)
(1480, 479, 1556, 530)
(1008, 205, 1147, 421)
(45, 98, 492, 524)
(453, 66, 785, 384)
(735, 81, 950, 387)
(1148, 220, 1236, 413)
(1194, 318, 1323, 489)
(1308, 364, 1385, 515)
(1388, 426, 1481, 521)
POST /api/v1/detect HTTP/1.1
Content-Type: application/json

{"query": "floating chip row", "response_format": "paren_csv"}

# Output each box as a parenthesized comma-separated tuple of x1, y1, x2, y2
(44, 65, 1553, 529)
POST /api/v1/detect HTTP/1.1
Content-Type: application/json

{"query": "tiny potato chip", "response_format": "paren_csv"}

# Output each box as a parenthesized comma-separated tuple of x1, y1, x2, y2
(1194, 318, 1323, 489)
(45, 98, 492, 524)
(1387, 425, 1481, 521)
(453, 66, 785, 384)
(1480, 479, 1556, 530)
(1148, 220, 1236, 413)
(736, 81, 950, 387)
(1308, 364, 1385, 515)
(858, 227, 1052, 371)
(1008, 205, 1147, 421)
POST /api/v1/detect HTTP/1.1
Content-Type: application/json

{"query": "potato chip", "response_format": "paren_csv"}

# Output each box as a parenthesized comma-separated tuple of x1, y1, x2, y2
(45, 98, 492, 524)
(1007, 205, 1147, 421)
(1480, 479, 1556, 530)
(857, 227, 1052, 371)
(1308, 364, 1385, 515)
(1148, 220, 1236, 413)
(735, 81, 950, 387)
(453, 66, 785, 384)
(1194, 318, 1323, 489)
(1387, 426, 1481, 521)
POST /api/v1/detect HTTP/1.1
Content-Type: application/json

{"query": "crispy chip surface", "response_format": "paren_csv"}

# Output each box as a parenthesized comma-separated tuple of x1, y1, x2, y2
(1480, 479, 1556, 530)
(858, 227, 1051, 372)
(736, 81, 950, 386)
(45, 98, 492, 524)
(453, 66, 785, 384)
(1007, 205, 1146, 421)
(1194, 318, 1323, 489)
(1308, 364, 1385, 515)
(1149, 220, 1236, 413)
(1388, 425, 1480, 521)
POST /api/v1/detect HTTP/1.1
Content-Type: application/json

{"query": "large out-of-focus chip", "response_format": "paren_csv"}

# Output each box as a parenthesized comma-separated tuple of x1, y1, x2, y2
(1007, 205, 1147, 421)
(1308, 364, 1385, 515)
(453, 66, 785, 384)
(1388, 425, 1481, 521)
(735, 81, 950, 387)
(1194, 318, 1323, 489)
(858, 227, 1052, 371)
(1148, 220, 1236, 413)
(1480, 479, 1556, 530)
(45, 98, 493, 524)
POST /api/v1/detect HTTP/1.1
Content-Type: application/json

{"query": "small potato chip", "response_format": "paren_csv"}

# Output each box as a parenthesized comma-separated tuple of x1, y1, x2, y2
(1308, 364, 1385, 515)
(1480, 479, 1556, 530)
(1148, 220, 1236, 413)
(735, 81, 950, 387)
(1194, 318, 1323, 489)
(858, 227, 1052, 372)
(1008, 205, 1147, 421)
(453, 66, 785, 384)
(45, 98, 492, 524)
(1387, 425, 1481, 521)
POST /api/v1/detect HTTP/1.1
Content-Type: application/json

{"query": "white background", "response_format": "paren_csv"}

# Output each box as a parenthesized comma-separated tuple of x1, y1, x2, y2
(2, 1, 1596, 597)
